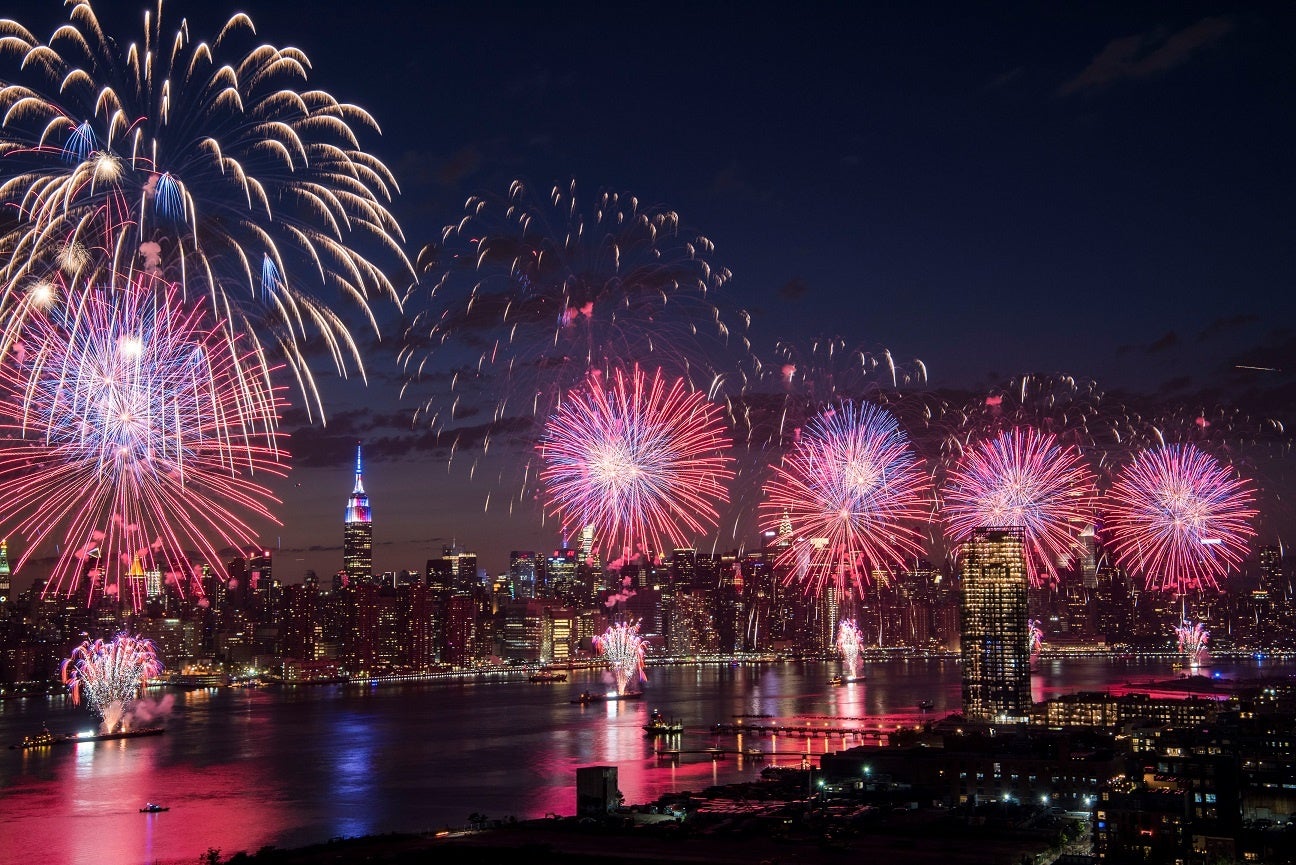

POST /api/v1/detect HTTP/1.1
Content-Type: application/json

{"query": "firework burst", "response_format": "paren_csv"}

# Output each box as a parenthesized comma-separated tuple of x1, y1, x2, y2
(0, 274, 285, 604)
(538, 365, 733, 567)
(0, 1, 409, 415)
(942, 427, 1097, 586)
(835, 619, 864, 680)
(402, 180, 747, 444)
(1103, 443, 1257, 593)
(760, 401, 931, 598)
(1029, 619, 1044, 655)
(1174, 620, 1209, 661)
(61, 632, 163, 732)
(594, 621, 646, 696)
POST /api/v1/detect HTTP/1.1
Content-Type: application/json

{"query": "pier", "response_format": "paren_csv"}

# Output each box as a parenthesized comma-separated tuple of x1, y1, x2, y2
(654, 747, 768, 762)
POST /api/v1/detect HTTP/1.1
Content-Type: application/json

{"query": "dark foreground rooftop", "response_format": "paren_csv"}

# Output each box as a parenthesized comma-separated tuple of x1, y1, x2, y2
(209, 812, 1060, 865)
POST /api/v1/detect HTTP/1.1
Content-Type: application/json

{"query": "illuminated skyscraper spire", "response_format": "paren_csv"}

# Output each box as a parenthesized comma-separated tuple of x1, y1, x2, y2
(343, 442, 373, 584)
(352, 442, 365, 495)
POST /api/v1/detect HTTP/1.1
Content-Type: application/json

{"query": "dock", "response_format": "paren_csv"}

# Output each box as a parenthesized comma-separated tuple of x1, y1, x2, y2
(654, 747, 768, 762)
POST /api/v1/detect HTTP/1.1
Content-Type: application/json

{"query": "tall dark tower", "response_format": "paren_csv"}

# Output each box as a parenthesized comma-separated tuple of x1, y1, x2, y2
(960, 527, 1030, 723)
(0, 538, 11, 604)
(343, 443, 373, 585)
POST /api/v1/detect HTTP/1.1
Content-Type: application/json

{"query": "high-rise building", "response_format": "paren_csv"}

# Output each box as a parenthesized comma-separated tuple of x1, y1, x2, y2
(1078, 524, 1099, 588)
(0, 539, 11, 604)
(960, 527, 1031, 723)
(509, 551, 539, 598)
(343, 443, 373, 585)
(546, 548, 580, 603)
(1259, 545, 1283, 592)
(281, 578, 319, 661)
(434, 547, 479, 596)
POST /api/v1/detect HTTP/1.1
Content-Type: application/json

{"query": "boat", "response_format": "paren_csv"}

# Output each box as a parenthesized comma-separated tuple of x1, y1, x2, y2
(829, 675, 844, 686)
(571, 690, 644, 704)
(11, 727, 58, 749)
(10, 727, 165, 750)
(528, 670, 568, 683)
(140, 803, 169, 813)
(642, 709, 684, 735)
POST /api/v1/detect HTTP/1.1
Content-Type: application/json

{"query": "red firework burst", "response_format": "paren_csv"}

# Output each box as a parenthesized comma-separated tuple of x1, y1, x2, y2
(1103, 443, 1256, 593)
(537, 365, 733, 566)
(760, 401, 932, 599)
(942, 427, 1097, 586)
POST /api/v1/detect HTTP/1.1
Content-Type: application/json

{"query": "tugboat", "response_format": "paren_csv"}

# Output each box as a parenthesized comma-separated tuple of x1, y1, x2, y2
(140, 803, 169, 813)
(528, 669, 568, 683)
(642, 709, 683, 735)
(572, 690, 644, 704)
(11, 726, 58, 750)
(10, 726, 165, 750)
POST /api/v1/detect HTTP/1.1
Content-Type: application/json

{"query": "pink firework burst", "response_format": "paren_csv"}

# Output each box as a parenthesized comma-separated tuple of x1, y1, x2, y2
(942, 427, 1097, 586)
(760, 401, 931, 598)
(0, 278, 285, 606)
(1103, 443, 1257, 593)
(1174, 620, 1209, 659)
(594, 620, 647, 695)
(538, 365, 733, 566)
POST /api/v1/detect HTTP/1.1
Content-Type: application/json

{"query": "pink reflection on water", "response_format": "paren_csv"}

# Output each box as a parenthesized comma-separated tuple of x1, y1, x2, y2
(3, 740, 285, 865)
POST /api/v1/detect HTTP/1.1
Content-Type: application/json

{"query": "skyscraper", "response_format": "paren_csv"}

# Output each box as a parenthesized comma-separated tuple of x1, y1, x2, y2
(0, 538, 10, 604)
(960, 527, 1031, 723)
(509, 551, 538, 598)
(343, 443, 373, 585)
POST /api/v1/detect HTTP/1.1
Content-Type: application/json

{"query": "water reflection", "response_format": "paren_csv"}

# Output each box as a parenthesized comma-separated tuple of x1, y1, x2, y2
(2, 656, 1293, 865)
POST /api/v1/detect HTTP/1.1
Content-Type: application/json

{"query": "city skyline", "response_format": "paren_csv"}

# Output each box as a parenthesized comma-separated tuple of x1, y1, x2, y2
(3, 4, 1296, 864)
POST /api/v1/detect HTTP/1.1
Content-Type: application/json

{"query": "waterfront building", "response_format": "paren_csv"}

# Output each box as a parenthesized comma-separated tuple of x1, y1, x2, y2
(500, 598, 544, 661)
(666, 588, 717, 655)
(343, 443, 373, 585)
(373, 588, 404, 668)
(347, 583, 379, 673)
(820, 727, 1122, 808)
(540, 605, 575, 664)
(1033, 691, 1227, 729)
(281, 579, 319, 661)
(960, 527, 1031, 723)
(442, 594, 478, 666)
(576, 766, 622, 816)
(404, 582, 438, 668)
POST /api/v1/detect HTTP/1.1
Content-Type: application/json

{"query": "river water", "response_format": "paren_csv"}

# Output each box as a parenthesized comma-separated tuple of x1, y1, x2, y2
(1, 655, 1291, 865)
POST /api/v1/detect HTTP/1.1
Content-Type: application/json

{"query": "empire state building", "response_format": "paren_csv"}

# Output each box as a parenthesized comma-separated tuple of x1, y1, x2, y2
(343, 443, 373, 584)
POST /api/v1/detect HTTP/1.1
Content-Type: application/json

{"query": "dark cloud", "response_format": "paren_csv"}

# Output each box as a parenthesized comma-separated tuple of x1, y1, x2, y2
(777, 278, 811, 302)
(285, 414, 535, 468)
(1117, 331, 1179, 355)
(1198, 314, 1260, 342)
(1148, 331, 1179, 353)
(436, 146, 484, 187)
(1059, 16, 1234, 96)
(708, 161, 767, 204)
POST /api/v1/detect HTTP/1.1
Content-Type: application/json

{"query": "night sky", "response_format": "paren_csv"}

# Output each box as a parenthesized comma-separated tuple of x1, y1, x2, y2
(8, 1, 1296, 587)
